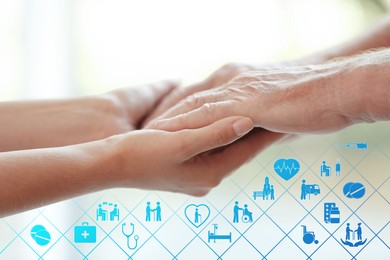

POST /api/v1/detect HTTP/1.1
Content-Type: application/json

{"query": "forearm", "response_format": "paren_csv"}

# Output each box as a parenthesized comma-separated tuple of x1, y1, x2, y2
(278, 49, 390, 131)
(300, 15, 390, 64)
(335, 48, 390, 123)
(289, 48, 390, 130)
(0, 95, 126, 152)
(0, 137, 117, 217)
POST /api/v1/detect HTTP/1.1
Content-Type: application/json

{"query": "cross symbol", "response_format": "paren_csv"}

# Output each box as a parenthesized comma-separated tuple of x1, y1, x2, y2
(81, 230, 89, 239)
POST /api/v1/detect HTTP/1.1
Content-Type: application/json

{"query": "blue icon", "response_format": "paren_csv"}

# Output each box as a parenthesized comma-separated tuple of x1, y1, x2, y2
(30, 225, 51, 246)
(233, 201, 253, 223)
(341, 223, 367, 247)
(301, 225, 319, 245)
(146, 201, 162, 222)
(320, 160, 332, 177)
(208, 224, 232, 243)
(320, 160, 341, 177)
(74, 222, 96, 243)
(122, 222, 139, 250)
(343, 182, 365, 199)
(96, 202, 120, 221)
(184, 204, 210, 228)
(338, 142, 368, 150)
(253, 176, 275, 200)
(335, 159, 341, 177)
(324, 202, 340, 224)
(300, 180, 320, 200)
(274, 158, 300, 181)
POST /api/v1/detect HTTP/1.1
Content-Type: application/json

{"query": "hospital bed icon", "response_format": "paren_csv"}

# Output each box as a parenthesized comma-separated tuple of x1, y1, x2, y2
(208, 224, 232, 243)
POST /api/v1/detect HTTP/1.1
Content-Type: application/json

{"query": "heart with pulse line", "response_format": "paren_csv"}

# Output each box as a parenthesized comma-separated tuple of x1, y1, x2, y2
(273, 158, 300, 181)
(184, 204, 210, 228)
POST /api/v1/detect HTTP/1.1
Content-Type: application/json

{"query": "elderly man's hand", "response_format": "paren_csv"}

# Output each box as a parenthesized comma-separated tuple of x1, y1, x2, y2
(146, 49, 390, 135)
(143, 63, 256, 126)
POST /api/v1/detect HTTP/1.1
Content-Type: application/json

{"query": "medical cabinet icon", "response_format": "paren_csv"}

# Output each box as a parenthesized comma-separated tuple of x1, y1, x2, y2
(74, 222, 96, 243)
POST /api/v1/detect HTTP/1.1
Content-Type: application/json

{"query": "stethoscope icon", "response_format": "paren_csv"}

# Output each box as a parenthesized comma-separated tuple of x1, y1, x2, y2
(121, 222, 139, 250)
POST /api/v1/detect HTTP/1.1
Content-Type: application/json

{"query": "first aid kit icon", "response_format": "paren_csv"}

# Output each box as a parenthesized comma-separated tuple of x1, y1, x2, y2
(74, 222, 96, 243)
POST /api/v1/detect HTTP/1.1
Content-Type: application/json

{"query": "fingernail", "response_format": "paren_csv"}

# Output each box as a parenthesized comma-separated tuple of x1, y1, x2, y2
(233, 118, 254, 136)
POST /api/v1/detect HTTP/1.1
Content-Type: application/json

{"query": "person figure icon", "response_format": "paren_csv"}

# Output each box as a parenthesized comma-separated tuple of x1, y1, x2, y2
(263, 176, 271, 200)
(270, 185, 275, 200)
(346, 223, 352, 240)
(243, 204, 253, 222)
(233, 201, 243, 223)
(321, 161, 331, 177)
(146, 202, 152, 222)
(109, 204, 119, 221)
(155, 202, 162, 221)
(194, 208, 201, 223)
(301, 180, 307, 200)
(97, 204, 107, 221)
(356, 223, 363, 240)
(335, 159, 341, 177)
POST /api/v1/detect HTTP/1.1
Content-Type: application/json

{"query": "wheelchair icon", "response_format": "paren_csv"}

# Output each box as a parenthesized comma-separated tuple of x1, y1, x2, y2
(233, 202, 253, 224)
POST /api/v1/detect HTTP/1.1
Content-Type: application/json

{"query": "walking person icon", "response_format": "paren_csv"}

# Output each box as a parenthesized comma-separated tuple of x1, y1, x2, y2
(301, 180, 307, 200)
(194, 208, 201, 224)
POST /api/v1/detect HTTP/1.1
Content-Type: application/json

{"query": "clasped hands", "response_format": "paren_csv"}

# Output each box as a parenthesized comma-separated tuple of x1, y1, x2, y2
(111, 56, 372, 196)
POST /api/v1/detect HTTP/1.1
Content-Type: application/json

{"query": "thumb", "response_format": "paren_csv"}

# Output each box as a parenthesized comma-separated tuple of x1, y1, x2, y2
(178, 116, 254, 160)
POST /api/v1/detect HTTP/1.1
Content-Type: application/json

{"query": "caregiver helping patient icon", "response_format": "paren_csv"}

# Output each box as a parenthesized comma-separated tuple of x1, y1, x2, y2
(233, 201, 253, 224)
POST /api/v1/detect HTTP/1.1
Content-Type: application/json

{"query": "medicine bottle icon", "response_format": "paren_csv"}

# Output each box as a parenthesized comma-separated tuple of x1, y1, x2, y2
(324, 202, 340, 224)
(330, 207, 340, 223)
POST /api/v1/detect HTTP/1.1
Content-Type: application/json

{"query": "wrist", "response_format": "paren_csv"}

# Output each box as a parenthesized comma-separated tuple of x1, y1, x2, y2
(80, 134, 126, 190)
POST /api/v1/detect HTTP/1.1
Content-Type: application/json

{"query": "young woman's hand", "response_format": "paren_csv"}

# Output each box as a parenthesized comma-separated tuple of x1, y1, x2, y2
(108, 116, 282, 196)
(0, 81, 176, 152)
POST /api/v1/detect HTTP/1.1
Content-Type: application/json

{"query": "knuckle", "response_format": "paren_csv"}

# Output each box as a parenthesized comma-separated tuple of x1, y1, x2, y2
(183, 94, 203, 109)
(200, 103, 215, 115)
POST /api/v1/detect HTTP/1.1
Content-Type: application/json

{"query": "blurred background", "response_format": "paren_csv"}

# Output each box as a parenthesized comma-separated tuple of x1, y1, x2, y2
(1, 0, 390, 100)
(0, 0, 389, 259)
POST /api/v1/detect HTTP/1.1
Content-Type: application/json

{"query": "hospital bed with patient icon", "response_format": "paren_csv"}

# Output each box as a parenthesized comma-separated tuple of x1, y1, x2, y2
(208, 224, 232, 243)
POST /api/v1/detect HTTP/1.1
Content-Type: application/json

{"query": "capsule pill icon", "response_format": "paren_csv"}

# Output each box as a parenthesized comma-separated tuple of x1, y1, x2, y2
(343, 182, 365, 199)
(31, 224, 51, 246)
